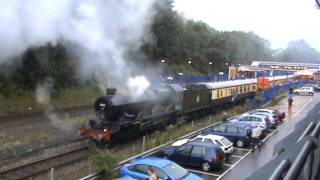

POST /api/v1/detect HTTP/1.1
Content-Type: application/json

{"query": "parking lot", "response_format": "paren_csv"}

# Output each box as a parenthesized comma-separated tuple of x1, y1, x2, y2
(184, 123, 284, 180)
(151, 94, 316, 180)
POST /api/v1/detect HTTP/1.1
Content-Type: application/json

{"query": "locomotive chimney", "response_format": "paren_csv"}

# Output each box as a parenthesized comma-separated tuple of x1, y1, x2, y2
(106, 88, 117, 95)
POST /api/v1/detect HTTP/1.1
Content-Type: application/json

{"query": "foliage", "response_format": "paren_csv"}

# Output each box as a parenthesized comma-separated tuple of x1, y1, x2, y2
(274, 40, 320, 62)
(91, 148, 118, 179)
(1, 0, 319, 100)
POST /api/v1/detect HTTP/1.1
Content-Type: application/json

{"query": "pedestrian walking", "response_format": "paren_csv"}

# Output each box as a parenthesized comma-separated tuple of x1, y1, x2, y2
(251, 124, 262, 151)
(148, 166, 158, 180)
(288, 96, 293, 109)
(287, 89, 294, 110)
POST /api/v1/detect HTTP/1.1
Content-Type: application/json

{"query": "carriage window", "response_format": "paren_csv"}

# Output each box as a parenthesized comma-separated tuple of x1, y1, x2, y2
(220, 90, 223, 97)
(217, 90, 219, 98)
(240, 87, 243, 93)
(253, 85, 256, 91)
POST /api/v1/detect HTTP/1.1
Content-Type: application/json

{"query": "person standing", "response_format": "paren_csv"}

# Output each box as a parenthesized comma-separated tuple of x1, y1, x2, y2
(251, 124, 262, 151)
(148, 167, 158, 180)
(222, 111, 228, 122)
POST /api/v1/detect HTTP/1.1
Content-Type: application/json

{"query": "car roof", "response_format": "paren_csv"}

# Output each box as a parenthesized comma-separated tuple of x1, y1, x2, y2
(255, 109, 272, 112)
(253, 112, 271, 116)
(185, 141, 217, 147)
(243, 114, 263, 118)
(132, 157, 171, 168)
(232, 121, 254, 126)
(218, 122, 251, 128)
(196, 134, 224, 141)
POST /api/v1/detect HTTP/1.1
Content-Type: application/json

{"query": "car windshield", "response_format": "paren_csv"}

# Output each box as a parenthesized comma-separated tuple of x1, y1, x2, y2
(220, 138, 232, 146)
(163, 162, 189, 179)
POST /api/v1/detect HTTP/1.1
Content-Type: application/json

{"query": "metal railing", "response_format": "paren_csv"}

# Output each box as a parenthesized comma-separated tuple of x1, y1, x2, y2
(269, 120, 320, 180)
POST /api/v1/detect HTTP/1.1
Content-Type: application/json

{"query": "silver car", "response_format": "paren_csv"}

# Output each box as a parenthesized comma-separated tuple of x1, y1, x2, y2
(294, 86, 314, 96)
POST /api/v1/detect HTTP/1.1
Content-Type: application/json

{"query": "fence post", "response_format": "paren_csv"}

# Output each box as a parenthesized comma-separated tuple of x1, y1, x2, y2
(142, 136, 146, 152)
(50, 168, 54, 180)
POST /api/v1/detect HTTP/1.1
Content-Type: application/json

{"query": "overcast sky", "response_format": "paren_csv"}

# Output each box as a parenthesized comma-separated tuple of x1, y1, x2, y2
(174, 0, 320, 51)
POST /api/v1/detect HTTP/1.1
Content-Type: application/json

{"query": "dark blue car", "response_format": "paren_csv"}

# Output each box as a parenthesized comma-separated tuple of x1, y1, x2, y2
(202, 122, 252, 148)
(119, 157, 203, 180)
(158, 141, 225, 172)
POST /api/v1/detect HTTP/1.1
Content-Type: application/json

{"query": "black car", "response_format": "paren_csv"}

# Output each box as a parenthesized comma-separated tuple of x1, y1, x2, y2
(202, 122, 252, 148)
(158, 141, 225, 172)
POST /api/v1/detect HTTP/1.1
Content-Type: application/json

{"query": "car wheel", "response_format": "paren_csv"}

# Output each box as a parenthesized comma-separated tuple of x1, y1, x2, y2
(309, 92, 314, 96)
(295, 92, 299, 95)
(202, 161, 211, 172)
(236, 140, 244, 148)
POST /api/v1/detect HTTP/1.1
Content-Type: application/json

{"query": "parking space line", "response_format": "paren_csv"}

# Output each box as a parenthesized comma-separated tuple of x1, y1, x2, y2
(231, 155, 243, 158)
(186, 169, 221, 177)
(216, 150, 252, 180)
(224, 163, 233, 167)
(233, 147, 250, 152)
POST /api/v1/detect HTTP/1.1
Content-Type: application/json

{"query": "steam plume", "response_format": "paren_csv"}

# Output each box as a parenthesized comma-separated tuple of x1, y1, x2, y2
(0, 0, 156, 88)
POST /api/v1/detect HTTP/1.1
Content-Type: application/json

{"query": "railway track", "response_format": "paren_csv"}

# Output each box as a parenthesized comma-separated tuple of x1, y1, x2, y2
(0, 105, 92, 126)
(0, 139, 89, 180)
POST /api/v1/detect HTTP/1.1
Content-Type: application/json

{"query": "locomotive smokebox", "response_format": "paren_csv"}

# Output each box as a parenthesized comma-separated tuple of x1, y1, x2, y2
(106, 88, 117, 95)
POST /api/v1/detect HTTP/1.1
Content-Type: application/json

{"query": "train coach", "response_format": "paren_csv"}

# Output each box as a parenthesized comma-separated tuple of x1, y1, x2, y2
(80, 75, 300, 146)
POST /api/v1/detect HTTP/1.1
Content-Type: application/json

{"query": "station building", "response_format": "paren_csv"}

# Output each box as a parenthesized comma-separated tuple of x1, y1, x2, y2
(235, 61, 320, 80)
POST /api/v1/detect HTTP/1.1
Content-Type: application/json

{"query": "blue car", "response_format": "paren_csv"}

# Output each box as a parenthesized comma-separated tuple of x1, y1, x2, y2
(202, 122, 252, 148)
(119, 157, 203, 180)
(158, 141, 225, 172)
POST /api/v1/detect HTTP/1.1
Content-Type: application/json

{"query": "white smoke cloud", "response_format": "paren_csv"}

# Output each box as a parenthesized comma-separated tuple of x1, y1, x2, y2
(35, 79, 54, 105)
(127, 76, 150, 99)
(0, 0, 156, 89)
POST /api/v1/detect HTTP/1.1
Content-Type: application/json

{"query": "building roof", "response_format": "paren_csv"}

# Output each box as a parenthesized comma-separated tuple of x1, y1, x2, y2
(238, 65, 266, 72)
(251, 61, 320, 67)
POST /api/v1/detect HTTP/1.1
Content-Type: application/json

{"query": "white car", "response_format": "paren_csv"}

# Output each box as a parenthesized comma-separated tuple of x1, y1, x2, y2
(231, 114, 270, 130)
(294, 86, 314, 96)
(250, 112, 278, 128)
(172, 134, 233, 158)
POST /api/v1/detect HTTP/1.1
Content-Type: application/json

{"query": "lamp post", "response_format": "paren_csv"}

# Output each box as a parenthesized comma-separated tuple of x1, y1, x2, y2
(225, 61, 230, 80)
(185, 58, 192, 76)
(160, 59, 166, 78)
(208, 61, 213, 81)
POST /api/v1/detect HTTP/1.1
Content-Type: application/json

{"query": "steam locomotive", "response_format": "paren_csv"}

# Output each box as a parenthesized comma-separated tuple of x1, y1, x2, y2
(80, 75, 299, 145)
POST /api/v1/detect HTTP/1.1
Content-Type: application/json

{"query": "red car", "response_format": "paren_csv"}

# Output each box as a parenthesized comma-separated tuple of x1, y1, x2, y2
(270, 108, 285, 121)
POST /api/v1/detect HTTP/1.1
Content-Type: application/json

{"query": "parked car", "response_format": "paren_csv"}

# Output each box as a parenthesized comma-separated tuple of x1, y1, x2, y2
(305, 84, 320, 92)
(294, 86, 314, 95)
(158, 141, 225, 172)
(250, 112, 278, 128)
(269, 108, 285, 121)
(231, 114, 270, 130)
(172, 134, 233, 160)
(202, 123, 252, 148)
(244, 109, 282, 123)
(119, 157, 203, 180)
